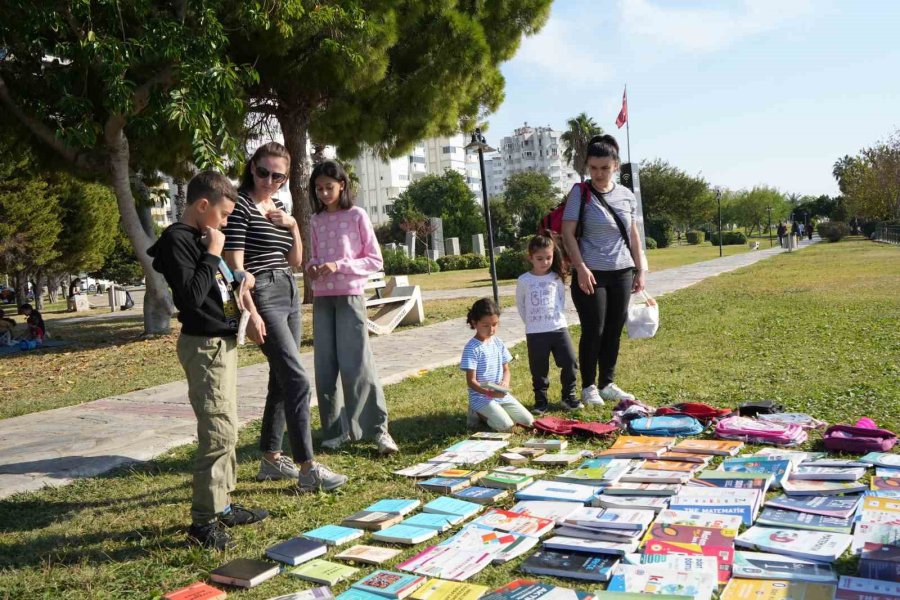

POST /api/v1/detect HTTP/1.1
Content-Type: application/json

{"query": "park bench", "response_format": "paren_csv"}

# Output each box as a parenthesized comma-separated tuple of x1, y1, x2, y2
(364, 272, 424, 335)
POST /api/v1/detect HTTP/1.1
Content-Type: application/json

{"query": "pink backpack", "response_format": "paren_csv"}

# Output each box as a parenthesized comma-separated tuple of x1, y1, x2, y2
(823, 423, 897, 453)
(714, 416, 808, 447)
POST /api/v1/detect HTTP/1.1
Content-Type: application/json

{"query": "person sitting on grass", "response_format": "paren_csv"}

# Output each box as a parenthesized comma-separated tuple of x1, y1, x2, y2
(148, 170, 269, 551)
(18, 303, 45, 343)
(461, 298, 535, 432)
(0, 308, 16, 346)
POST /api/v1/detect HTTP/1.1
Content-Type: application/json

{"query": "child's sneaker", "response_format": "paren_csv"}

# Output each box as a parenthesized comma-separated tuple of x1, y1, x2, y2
(582, 385, 604, 406)
(598, 383, 635, 403)
(256, 454, 301, 481)
(187, 521, 233, 551)
(532, 406, 548, 416)
(321, 432, 351, 450)
(562, 397, 583, 411)
(376, 432, 399, 455)
(218, 503, 269, 527)
(297, 462, 348, 493)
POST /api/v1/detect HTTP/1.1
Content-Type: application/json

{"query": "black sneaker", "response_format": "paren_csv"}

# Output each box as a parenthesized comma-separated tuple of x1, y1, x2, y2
(218, 503, 269, 527)
(562, 398, 583, 411)
(187, 521, 232, 551)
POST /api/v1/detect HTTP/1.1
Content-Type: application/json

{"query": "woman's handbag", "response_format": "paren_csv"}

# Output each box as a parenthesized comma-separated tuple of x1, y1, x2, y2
(627, 290, 659, 339)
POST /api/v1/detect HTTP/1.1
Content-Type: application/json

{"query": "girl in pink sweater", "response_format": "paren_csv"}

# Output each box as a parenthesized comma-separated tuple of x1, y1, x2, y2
(306, 161, 398, 455)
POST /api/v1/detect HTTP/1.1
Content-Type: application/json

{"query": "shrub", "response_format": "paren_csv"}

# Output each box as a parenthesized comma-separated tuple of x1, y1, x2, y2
(408, 256, 440, 274)
(465, 253, 490, 269)
(381, 247, 411, 275)
(437, 253, 489, 271)
(645, 236, 658, 249)
(495, 248, 530, 280)
(646, 216, 675, 248)
(685, 230, 704, 245)
(818, 221, 849, 242)
(709, 231, 747, 246)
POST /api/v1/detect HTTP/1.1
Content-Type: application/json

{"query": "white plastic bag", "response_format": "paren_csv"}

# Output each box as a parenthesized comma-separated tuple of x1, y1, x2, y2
(626, 290, 659, 339)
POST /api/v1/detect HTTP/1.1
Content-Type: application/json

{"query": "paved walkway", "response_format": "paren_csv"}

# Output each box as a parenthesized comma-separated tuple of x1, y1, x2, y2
(0, 238, 818, 499)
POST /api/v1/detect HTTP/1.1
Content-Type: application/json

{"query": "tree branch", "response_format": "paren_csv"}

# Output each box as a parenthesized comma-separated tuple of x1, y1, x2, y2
(132, 67, 174, 115)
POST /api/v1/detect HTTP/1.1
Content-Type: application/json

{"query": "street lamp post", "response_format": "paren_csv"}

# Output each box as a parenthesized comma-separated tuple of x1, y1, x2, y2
(466, 128, 499, 305)
(766, 206, 773, 247)
(716, 188, 723, 258)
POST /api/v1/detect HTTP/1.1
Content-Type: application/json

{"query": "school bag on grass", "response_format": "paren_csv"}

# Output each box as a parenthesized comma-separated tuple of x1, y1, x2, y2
(737, 399, 786, 417)
(655, 402, 733, 421)
(715, 415, 807, 446)
(823, 420, 897, 453)
(627, 415, 704, 437)
(532, 416, 617, 438)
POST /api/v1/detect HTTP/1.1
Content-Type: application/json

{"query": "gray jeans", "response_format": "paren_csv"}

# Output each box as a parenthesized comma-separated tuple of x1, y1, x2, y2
(313, 294, 389, 441)
(253, 269, 314, 464)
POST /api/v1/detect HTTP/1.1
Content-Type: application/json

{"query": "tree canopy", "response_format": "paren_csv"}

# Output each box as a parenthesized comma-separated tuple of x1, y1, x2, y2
(833, 131, 900, 221)
(638, 159, 712, 228)
(499, 171, 559, 239)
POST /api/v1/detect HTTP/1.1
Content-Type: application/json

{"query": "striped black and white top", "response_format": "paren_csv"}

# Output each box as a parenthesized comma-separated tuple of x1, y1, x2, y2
(562, 183, 636, 271)
(223, 192, 294, 274)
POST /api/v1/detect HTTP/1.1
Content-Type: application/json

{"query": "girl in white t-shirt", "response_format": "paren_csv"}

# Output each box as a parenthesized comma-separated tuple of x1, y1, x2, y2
(515, 235, 581, 415)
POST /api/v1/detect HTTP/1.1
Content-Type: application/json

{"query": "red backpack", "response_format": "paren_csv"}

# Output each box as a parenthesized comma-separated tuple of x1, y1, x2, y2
(538, 182, 590, 238)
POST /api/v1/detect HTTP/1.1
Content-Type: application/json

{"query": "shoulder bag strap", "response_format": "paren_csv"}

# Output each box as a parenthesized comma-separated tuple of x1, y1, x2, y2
(586, 182, 632, 253)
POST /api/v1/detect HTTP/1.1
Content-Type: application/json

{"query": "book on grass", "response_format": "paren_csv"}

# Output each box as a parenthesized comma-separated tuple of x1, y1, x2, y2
(400, 513, 456, 533)
(735, 526, 852, 562)
(802, 458, 871, 468)
(621, 552, 719, 577)
(365, 499, 421, 516)
(479, 472, 534, 491)
(543, 535, 639, 556)
(656, 451, 712, 465)
(163, 582, 226, 600)
(394, 462, 459, 478)
(410, 579, 489, 600)
(640, 459, 702, 473)
(597, 436, 674, 458)
(668, 488, 761, 525)
(859, 543, 900, 582)
(481, 579, 595, 600)
(494, 466, 546, 477)
(435, 468, 487, 482)
(335, 545, 402, 565)
(342, 511, 405, 532)
(520, 549, 618, 582)
(470, 508, 555, 537)
(444, 439, 509, 454)
(791, 466, 867, 481)
(756, 507, 854, 534)
(470, 431, 512, 440)
(593, 494, 669, 512)
(698, 469, 774, 488)
(508, 500, 584, 524)
(859, 496, 900, 520)
(507, 447, 547, 459)
(501, 452, 528, 465)
(642, 539, 734, 584)
(440, 524, 539, 563)
(643, 522, 737, 548)
(602, 482, 681, 496)
(654, 509, 744, 530)
(523, 438, 568, 451)
(720, 458, 792, 488)
(595, 594, 689, 600)
(852, 523, 900, 554)
(607, 564, 716, 600)
(671, 439, 743, 456)
(720, 578, 836, 600)
(565, 506, 656, 531)
(397, 544, 494, 581)
(210, 558, 280, 589)
(416, 477, 472, 494)
(872, 477, 900, 491)
(303, 525, 365, 546)
(861, 453, 900, 469)
(337, 590, 388, 600)
(421, 496, 483, 521)
(619, 469, 691, 485)
(553, 525, 642, 543)
(781, 479, 867, 496)
(266, 536, 328, 565)
(372, 524, 438, 545)
(515, 480, 602, 504)
(452, 486, 509, 505)
(554, 467, 611, 485)
(532, 453, 583, 465)
(754, 448, 826, 463)
(836, 575, 900, 600)
(731, 551, 838, 583)
(429, 451, 494, 466)
(765, 494, 862, 519)
(288, 559, 359, 585)
(878, 467, 900, 477)
(267, 586, 334, 600)
(351, 570, 427, 600)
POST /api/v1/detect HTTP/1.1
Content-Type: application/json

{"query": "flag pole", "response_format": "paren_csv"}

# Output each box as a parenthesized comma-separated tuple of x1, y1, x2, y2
(624, 84, 631, 165)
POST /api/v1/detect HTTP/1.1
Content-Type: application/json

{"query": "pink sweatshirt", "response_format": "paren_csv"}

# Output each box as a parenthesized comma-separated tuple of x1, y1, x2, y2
(309, 206, 383, 296)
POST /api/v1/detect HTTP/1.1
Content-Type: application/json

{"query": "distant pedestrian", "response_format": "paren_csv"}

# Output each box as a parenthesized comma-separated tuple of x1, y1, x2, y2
(777, 222, 787, 246)
(808, 221, 815, 240)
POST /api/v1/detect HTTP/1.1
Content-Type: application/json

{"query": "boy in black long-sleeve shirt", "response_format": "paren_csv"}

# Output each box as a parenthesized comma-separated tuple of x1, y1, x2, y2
(148, 171, 268, 550)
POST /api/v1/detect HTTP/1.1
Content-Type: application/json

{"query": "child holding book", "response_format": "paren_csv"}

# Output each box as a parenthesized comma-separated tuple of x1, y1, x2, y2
(306, 160, 398, 455)
(515, 235, 581, 415)
(149, 171, 269, 550)
(461, 298, 535, 432)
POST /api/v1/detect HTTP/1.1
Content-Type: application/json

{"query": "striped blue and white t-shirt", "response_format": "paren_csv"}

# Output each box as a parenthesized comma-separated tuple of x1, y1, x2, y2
(460, 336, 513, 412)
(223, 192, 294, 274)
(562, 183, 636, 271)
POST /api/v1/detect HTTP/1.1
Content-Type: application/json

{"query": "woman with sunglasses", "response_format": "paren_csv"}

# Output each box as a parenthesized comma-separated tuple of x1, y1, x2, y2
(223, 142, 348, 493)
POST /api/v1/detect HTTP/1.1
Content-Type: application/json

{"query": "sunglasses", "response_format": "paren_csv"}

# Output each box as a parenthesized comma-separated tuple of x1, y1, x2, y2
(255, 165, 288, 184)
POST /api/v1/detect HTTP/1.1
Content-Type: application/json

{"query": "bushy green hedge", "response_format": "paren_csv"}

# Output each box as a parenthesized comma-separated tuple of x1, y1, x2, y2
(709, 231, 748, 246)
(645, 236, 658, 249)
(381, 247, 440, 274)
(495, 248, 530, 280)
(437, 253, 489, 271)
(646, 216, 675, 248)
(818, 221, 849, 243)
(685, 230, 704, 245)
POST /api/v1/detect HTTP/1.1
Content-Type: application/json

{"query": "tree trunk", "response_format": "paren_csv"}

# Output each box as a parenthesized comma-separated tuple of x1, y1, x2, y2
(14, 272, 28, 307)
(174, 179, 187, 221)
(278, 107, 314, 304)
(105, 123, 174, 334)
(31, 276, 43, 310)
(46, 273, 61, 304)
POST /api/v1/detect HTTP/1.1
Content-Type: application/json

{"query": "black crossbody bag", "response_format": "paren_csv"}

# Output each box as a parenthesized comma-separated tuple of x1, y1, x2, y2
(584, 182, 632, 253)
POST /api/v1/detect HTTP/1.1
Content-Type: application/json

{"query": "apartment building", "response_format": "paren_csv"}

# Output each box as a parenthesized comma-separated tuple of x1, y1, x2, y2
(483, 123, 579, 198)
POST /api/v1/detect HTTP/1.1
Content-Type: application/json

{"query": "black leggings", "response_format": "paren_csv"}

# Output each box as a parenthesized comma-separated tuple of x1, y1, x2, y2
(571, 268, 633, 390)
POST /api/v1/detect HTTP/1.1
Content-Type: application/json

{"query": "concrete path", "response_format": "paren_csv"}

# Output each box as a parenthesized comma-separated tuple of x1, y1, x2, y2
(0, 238, 818, 499)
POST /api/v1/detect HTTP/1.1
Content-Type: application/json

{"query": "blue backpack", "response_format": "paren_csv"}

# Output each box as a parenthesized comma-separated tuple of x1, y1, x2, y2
(627, 415, 704, 437)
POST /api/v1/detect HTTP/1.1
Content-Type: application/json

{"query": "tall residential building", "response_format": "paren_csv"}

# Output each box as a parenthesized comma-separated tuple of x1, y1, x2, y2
(483, 123, 579, 198)
(422, 134, 482, 197)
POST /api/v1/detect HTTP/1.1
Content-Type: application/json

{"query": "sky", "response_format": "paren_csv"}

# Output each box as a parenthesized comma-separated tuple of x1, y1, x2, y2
(485, 0, 900, 197)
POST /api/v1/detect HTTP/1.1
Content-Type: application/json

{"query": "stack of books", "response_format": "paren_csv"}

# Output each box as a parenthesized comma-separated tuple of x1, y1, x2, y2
(851, 495, 900, 553)
(640, 510, 740, 584)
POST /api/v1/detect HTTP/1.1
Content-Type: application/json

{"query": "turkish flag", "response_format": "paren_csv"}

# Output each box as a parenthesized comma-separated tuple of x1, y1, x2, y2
(615, 88, 628, 129)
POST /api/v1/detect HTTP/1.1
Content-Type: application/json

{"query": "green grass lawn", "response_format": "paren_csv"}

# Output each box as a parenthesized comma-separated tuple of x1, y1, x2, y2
(646, 241, 754, 271)
(1, 240, 897, 598)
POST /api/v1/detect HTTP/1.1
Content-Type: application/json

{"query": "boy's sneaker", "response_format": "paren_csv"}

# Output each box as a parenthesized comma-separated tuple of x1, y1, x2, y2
(321, 432, 351, 450)
(298, 462, 348, 493)
(582, 385, 604, 406)
(219, 503, 269, 527)
(375, 432, 399, 455)
(561, 398, 583, 411)
(256, 455, 301, 481)
(598, 383, 635, 403)
(187, 521, 232, 551)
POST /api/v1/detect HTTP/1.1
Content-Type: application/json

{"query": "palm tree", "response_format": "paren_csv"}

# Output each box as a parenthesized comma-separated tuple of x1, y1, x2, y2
(832, 155, 854, 194)
(560, 113, 603, 181)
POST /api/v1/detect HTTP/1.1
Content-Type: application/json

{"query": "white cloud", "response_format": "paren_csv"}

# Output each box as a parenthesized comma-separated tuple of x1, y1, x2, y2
(506, 16, 612, 84)
(620, 0, 815, 53)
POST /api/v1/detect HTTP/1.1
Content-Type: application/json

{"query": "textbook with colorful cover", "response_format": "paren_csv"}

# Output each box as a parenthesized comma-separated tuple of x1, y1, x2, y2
(396, 545, 494, 582)
(642, 523, 737, 549)
(351, 570, 427, 599)
(731, 551, 838, 583)
(640, 459, 703, 473)
(303, 524, 365, 546)
(440, 524, 539, 563)
(162, 582, 226, 600)
(520, 549, 619, 582)
(835, 575, 900, 600)
(365, 499, 421, 516)
(720, 578, 836, 600)
(671, 439, 743, 456)
(597, 436, 675, 458)
(565, 507, 656, 531)
(781, 479, 867, 496)
(720, 458, 792, 488)
(288, 559, 360, 585)
(337, 589, 387, 600)
(479, 472, 534, 491)
(394, 463, 458, 479)
(508, 500, 584, 524)
(860, 453, 900, 469)
(859, 543, 900, 582)
(791, 466, 867, 481)
(515, 480, 602, 504)
(735, 526, 852, 562)
(622, 552, 719, 576)
(437, 469, 487, 483)
(602, 482, 681, 497)
(452, 486, 509, 505)
(654, 509, 744, 530)
(532, 453, 583, 466)
(554, 467, 611, 485)
(852, 523, 900, 554)
(495, 466, 546, 477)
(342, 511, 404, 532)
(470, 508, 555, 537)
(523, 439, 568, 451)
(481, 579, 595, 600)
(642, 539, 734, 584)
(594, 494, 669, 512)
(266, 536, 329, 565)
(756, 507, 854, 534)
(542, 535, 639, 556)
(410, 579, 489, 600)
(267, 586, 335, 600)
(421, 496, 483, 522)
(416, 477, 472, 494)
(400, 512, 456, 533)
(372, 524, 438, 545)
(335, 545, 402, 566)
(619, 469, 691, 485)
(872, 477, 900, 491)
(507, 447, 547, 459)
(606, 564, 716, 600)
(764, 494, 861, 519)
(668, 488, 761, 525)
(210, 558, 280, 589)
(470, 431, 512, 440)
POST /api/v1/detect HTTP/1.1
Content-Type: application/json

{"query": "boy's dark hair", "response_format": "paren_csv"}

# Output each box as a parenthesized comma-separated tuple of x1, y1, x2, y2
(239, 142, 292, 193)
(527, 235, 568, 283)
(309, 160, 354, 214)
(19, 303, 32, 313)
(585, 134, 620, 164)
(467, 298, 502, 329)
(187, 171, 238, 206)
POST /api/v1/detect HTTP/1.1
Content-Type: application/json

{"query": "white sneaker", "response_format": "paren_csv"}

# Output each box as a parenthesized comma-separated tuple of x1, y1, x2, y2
(599, 383, 636, 402)
(321, 433, 350, 450)
(375, 432, 399, 455)
(582, 385, 604, 406)
(297, 462, 348, 492)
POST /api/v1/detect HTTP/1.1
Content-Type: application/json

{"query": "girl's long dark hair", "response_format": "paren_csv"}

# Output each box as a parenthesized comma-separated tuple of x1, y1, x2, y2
(309, 160, 354, 214)
(528, 235, 567, 283)
(467, 298, 502, 329)
(239, 142, 291, 194)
